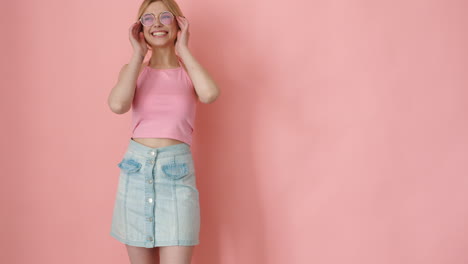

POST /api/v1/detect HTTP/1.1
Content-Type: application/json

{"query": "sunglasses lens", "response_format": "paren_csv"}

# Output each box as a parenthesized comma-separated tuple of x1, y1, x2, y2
(141, 14, 154, 26)
(160, 12, 174, 25)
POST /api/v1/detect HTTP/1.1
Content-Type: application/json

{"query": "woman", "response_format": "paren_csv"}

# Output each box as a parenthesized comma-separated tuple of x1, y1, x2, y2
(107, 0, 220, 263)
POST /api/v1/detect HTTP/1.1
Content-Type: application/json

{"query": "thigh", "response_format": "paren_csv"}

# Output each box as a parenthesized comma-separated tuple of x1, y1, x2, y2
(159, 246, 194, 264)
(125, 245, 160, 264)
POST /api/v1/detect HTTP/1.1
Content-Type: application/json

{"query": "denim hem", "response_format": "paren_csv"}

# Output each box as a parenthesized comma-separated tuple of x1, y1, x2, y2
(110, 231, 199, 248)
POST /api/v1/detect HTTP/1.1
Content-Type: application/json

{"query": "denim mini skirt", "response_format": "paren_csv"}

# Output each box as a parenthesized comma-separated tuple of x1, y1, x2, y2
(110, 138, 200, 248)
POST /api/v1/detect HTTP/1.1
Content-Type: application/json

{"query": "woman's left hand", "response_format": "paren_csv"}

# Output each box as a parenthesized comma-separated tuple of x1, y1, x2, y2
(175, 16, 190, 53)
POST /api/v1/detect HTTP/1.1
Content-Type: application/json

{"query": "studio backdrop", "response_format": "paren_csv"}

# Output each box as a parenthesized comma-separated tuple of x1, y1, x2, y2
(1, 0, 467, 263)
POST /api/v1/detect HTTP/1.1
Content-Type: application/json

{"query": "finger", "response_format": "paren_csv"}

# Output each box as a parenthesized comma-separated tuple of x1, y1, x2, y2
(130, 25, 137, 38)
(180, 16, 189, 25)
(131, 26, 141, 40)
(134, 23, 142, 35)
(177, 17, 187, 29)
(130, 22, 138, 34)
(136, 24, 142, 35)
(177, 21, 185, 31)
(182, 22, 188, 30)
(131, 26, 138, 38)
(130, 21, 138, 30)
(176, 16, 184, 26)
(182, 17, 189, 26)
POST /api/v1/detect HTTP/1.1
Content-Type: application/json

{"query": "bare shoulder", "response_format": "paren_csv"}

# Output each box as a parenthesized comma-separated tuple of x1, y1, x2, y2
(118, 62, 147, 80)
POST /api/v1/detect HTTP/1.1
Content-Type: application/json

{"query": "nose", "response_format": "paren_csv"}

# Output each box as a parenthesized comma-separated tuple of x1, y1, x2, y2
(152, 17, 163, 27)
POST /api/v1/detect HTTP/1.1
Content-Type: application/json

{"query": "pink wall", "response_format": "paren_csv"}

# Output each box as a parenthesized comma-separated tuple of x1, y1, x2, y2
(1, 0, 468, 263)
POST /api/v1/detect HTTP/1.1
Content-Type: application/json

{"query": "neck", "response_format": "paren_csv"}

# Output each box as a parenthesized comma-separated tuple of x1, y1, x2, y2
(149, 45, 179, 68)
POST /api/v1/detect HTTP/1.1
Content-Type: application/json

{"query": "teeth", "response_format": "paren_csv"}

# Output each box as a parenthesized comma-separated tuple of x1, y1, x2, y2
(152, 32, 167, 36)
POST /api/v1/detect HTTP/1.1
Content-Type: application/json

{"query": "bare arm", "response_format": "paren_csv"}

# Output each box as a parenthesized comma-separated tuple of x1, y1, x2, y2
(178, 48, 220, 104)
(107, 54, 144, 114)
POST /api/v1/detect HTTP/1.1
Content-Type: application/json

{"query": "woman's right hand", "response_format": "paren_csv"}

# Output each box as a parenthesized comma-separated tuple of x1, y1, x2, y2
(129, 21, 148, 58)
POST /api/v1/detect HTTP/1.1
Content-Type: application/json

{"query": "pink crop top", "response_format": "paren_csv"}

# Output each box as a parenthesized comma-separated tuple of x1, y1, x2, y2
(131, 58, 198, 146)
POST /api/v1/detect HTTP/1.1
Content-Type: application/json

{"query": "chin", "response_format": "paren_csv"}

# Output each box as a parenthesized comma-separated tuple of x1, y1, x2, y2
(149, 40, 176, 48)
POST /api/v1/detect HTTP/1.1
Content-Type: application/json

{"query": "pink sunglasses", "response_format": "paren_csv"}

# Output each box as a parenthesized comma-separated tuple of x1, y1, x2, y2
(139, 11, 175, 26)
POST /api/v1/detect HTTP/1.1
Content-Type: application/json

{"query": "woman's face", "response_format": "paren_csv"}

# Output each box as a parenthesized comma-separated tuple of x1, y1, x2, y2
(140, 2, 179, 48)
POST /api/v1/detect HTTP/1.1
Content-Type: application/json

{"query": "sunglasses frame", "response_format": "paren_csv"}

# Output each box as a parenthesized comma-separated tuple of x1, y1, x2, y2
(139, 11, 175, 27)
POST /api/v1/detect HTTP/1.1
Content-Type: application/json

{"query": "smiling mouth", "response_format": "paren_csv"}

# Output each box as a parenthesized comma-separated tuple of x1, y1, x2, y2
(151, 31, 168, 37)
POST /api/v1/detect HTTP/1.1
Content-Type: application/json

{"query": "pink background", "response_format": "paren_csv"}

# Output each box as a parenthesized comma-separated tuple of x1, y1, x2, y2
(1, 0, 468, 263)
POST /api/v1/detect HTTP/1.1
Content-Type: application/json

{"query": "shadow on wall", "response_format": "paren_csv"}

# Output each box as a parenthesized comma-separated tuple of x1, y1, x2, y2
(187, 7, 271, 264)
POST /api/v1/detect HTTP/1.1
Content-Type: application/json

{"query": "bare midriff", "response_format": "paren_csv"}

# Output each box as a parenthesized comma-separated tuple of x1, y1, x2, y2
(131, 137, 186, 148)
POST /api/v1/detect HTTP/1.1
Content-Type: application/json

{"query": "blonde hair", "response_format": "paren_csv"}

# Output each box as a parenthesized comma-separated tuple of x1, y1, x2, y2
(136, 0, 185, 51)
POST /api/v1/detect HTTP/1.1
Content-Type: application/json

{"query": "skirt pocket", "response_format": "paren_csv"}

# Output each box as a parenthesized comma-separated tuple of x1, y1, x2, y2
(161, 153, 194, 180)
(161, 162, 189, 180)
(118, 158, 142, 173)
